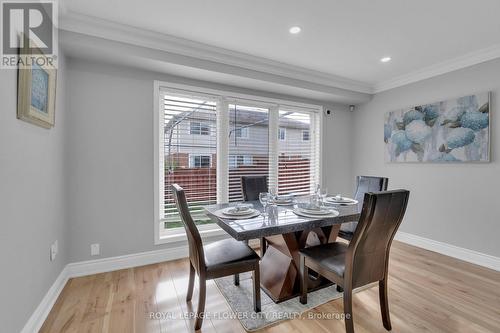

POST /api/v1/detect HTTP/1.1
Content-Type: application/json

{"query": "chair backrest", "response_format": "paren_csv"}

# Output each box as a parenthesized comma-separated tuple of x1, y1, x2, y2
(346, 190, 409, 288)
(241, 176, 268, 201)
(354, 176, 389, 210)
(171, 184, 205, 271)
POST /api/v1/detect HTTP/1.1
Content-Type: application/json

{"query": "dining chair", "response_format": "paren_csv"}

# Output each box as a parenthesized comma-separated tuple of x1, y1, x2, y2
(171, 184, 261, 330)
(241, 175, 269, 256)
(299, 190, 410, 333)
(338, 176, 389, 241)
(241, 175, 268, 201)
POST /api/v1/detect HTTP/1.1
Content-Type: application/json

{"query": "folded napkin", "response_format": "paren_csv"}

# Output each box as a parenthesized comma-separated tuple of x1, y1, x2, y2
(274, 195, 293, 202)
(297, 202, 323, 211)
(233, 203, 253, 212)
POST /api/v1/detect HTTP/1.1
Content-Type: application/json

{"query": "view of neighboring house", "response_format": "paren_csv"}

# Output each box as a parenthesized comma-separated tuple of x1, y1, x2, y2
(164, 108, 311, 169)
(161, 97, 316, 228)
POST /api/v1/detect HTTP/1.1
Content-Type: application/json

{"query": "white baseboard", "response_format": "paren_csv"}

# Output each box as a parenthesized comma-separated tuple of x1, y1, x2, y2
(67, 246, 189, 278)
(395, 231, 500, 272)
(20, 266, 70, 333)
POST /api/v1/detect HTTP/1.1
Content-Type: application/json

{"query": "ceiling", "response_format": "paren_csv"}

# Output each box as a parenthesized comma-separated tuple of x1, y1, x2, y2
(60, 0, 500, 98)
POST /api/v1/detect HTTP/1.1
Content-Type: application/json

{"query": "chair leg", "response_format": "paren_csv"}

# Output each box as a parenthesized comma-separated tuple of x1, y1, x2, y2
(260, 237, 267, 257)
(186, 262, 195, 302)
(299, 255, 308, 304)
(234, 273, 240, 286)
(253, 265, 261, 312)
(343, 285, 354, 333)
(379, 278, 392, 330)
(194, 278, 206, 330)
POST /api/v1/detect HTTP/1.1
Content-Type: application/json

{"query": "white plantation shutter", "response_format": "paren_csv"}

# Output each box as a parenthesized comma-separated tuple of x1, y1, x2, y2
(228, 104, 270, 202)
(156, 84, 322, 239)
(277, 108, 321, 195)
(162, 92, 218, 229)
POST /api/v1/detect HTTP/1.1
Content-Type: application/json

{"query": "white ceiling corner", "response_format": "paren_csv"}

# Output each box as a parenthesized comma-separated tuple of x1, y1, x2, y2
(59, 1, 500, 101)
(374, 43, 500, 93)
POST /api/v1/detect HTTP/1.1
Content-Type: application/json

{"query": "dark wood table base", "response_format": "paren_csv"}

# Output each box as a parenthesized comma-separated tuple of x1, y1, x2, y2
(260, 224, 341, 303)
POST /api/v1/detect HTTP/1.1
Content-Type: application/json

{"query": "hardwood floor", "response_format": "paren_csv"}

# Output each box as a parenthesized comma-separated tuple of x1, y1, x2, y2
(40, 241, 500, 333)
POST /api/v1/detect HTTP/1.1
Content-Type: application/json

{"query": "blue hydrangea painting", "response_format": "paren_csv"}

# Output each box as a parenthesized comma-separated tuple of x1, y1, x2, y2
(384, 92, 490, 162)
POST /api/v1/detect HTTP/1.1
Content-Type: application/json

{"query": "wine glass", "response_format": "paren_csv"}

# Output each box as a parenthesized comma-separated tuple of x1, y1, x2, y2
(320, 187, 328, 204)
(269, 188, 277, 205)
(259, 192, 270, 217)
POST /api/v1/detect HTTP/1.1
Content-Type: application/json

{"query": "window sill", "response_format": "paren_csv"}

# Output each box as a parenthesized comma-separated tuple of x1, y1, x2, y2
(155, 225, 228, 245)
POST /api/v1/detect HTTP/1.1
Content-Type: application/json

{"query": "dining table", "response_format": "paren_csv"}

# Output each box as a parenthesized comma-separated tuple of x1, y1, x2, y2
(204, 200, 361, 303)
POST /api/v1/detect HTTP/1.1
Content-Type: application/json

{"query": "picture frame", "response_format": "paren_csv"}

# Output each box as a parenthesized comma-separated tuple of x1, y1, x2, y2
(384, 92, 490, 163)
(17, 36, 57, 129)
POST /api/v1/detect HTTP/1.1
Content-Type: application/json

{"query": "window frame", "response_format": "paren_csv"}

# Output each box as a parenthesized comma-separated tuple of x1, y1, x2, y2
(189, 121, 211, 136)
(189, 154, 212, 168)
(302, 129, 310, 141)
(278, 127, 286, 141)
(229, 154, 254, 169)
(154, 81, 323, 245)
(234, 126, 249, 139)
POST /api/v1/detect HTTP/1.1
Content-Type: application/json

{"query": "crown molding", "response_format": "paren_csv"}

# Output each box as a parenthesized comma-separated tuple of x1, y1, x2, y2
(374, 43, 500, 93)
(60, 12, 500, 97)
(59, 12, 372, 94)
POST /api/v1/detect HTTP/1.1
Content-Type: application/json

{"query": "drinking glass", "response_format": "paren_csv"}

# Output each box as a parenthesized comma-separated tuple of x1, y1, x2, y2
(269, 188, 277, 205)
(320, 187, 328, 204)
(259, 192, 270, 216)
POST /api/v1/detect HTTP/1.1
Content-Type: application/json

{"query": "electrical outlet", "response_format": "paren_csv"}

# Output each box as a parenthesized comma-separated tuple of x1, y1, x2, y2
(50, 240, 58, 261)
(91, 243, 100, 256)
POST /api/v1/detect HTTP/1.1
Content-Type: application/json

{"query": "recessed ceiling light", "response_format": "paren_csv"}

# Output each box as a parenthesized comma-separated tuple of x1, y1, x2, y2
(380, 56, 392, 63)
(289, 26, 301, 34)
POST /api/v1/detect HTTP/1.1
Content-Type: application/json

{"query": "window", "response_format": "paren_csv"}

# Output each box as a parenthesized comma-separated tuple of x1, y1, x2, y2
(278, 127, 286, 141)
(155, 82, 322, 244)
(228, 104, 269, 201)
(190, 121, 210, 135)
(278, 109, 320, 196)
(234, 126, 249, 138)
(229, 155, 253, 169)
(160, 92, 217, 235)
(189, 154, 212, 168)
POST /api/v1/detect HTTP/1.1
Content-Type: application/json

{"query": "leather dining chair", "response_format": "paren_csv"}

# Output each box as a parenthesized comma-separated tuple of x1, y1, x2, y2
(241, 176, 269, 255)
(171, 184, 261, 330)
(299, 190, 410, 333)
(241, 175, 268, 201)
(338, 176, 389, 241)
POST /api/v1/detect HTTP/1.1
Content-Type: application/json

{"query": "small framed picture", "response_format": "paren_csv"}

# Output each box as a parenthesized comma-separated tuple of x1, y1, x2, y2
(17, 36, 57, 129)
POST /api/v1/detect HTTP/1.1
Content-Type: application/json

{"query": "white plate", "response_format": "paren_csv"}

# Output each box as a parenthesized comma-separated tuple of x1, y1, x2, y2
(273, 199, 293, 205)
(293, 208, 339, 219)
(222, 207, 254, 216)
(298, 207, 333, 215)
(219, 210, 261, 220)
(326, 197, 358, 205)
(222, 207, 256, 216)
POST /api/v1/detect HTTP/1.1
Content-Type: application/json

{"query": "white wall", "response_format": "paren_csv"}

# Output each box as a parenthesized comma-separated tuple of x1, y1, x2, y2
(323, 105, 354, 196)
(352, 58, 500, 257)
(0, 56, 68, 332)
(66, 58, 354, 262)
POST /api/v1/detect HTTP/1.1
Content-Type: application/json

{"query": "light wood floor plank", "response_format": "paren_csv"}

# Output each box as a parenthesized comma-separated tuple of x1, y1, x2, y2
(41, 241, 500, 333)
(106, 268, 136, 333)
(155, 261, 190, 333)
(78, 272, 114, 333)
(40, 275, 96, 333)
(133, 264, 161, 332)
